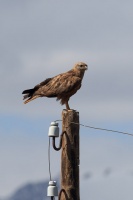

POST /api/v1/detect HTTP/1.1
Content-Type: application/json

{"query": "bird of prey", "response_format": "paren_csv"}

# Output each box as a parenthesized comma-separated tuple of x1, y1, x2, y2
(22, 62, 88, 110)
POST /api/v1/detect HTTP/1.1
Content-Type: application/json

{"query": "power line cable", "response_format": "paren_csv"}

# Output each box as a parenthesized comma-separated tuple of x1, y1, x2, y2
(48, 137, 52, 181)
(55, 120, 133, 137)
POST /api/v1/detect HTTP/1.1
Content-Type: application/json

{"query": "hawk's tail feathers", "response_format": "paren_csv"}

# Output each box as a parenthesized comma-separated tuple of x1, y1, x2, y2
(24, 95, 40, 104)
(22, 88, 39, 104)
(22, 89, 34, 95)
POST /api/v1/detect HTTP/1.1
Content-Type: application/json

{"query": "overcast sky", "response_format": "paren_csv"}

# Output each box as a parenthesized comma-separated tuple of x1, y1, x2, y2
(0, 0, 133, 199)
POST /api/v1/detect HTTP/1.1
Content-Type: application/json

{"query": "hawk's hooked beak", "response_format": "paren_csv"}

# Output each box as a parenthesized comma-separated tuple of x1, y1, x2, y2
(85, 65, 88, 70)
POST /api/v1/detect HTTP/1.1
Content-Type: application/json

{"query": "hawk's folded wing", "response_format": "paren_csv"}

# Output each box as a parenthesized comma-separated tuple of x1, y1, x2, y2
(35, 73, 82, 97)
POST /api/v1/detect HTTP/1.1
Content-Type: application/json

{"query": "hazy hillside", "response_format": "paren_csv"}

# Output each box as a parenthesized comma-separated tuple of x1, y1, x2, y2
(1, 180, 59, 200)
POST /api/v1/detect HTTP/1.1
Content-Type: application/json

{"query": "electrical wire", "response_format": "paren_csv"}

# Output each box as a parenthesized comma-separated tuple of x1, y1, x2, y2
(55, 120, 133, 137)
(48, 137, 52, 181)
(48, 139, 55, 200)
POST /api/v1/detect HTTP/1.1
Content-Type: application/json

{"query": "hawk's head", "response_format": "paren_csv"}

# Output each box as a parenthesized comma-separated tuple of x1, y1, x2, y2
(74, 62, 88, 71)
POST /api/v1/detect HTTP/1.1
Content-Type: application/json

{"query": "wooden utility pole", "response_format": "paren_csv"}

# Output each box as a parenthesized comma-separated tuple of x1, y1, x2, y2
(60, 109, 80, 200)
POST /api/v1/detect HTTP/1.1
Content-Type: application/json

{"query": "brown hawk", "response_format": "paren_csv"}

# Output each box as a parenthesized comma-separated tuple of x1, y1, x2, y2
(22, 62, 88, 110)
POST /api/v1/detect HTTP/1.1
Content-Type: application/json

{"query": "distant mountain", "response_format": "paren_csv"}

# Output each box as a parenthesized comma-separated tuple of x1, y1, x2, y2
(7, 181, 47, 200)
(0, 169, 115, 200)
(2, 180, 59, 200)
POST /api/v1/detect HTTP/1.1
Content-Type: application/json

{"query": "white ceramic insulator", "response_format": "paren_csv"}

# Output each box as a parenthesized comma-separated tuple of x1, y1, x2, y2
(47, 181, 58, 196)
(48, 122, 59, 137)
